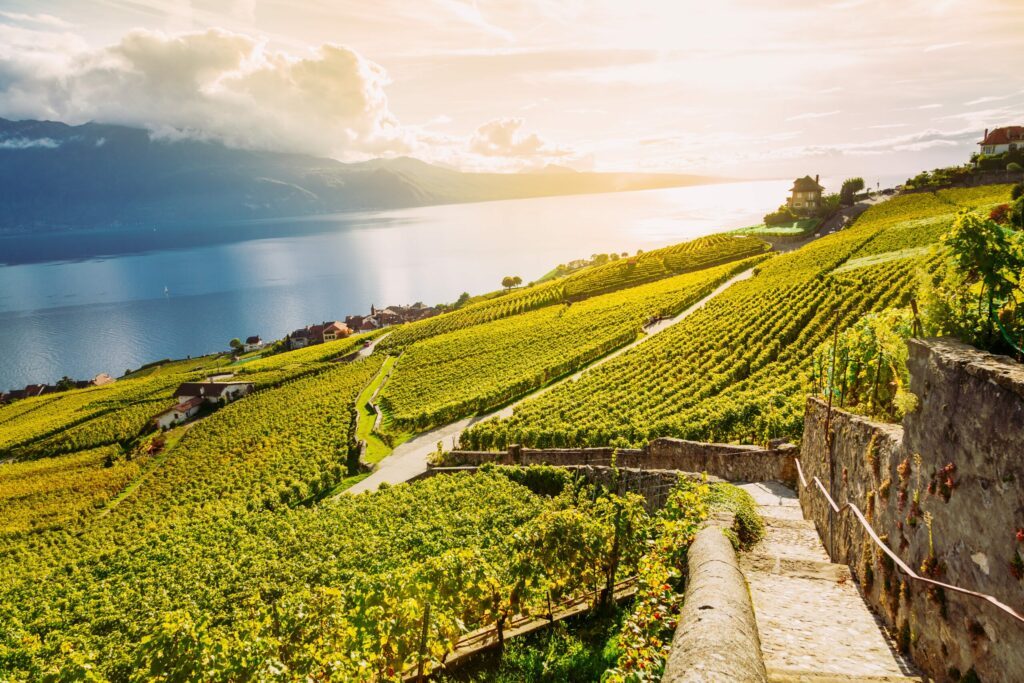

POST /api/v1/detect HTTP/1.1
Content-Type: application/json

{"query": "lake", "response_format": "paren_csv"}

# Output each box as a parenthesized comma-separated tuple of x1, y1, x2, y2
(0, 177, 868, 389)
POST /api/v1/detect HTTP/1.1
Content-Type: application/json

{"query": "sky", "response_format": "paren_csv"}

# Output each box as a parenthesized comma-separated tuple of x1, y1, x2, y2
(0, 0, 1022, 178)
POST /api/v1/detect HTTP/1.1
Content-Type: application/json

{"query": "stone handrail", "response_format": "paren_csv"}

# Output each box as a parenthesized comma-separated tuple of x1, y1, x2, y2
(794, 457, 1024, 626)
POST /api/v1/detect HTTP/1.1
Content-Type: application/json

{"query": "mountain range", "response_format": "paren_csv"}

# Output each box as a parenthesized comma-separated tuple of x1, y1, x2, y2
(0, 118, 722, 234)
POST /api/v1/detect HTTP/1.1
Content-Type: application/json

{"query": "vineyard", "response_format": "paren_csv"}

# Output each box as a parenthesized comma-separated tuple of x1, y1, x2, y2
(378, 257, 764, 431)
(0, 469, 738, 682)
(459, 185, 1012, 449)
(376, 234, 769, 353)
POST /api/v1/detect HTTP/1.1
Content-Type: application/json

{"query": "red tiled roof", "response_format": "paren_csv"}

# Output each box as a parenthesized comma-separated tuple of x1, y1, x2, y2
(173, 396, 204, 412)
(245, 336, 261, 345)
(979, 126, 1024, 145)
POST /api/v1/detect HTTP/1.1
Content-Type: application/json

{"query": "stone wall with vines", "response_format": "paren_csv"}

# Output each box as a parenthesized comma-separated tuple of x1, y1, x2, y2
(800, 337, 1024, 683)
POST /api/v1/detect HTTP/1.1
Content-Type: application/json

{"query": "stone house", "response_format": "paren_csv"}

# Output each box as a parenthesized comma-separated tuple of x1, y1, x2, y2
(787, 175, 823, 214)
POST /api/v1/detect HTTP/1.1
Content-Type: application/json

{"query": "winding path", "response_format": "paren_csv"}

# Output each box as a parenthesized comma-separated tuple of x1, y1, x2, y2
(344, 266, 756, 495)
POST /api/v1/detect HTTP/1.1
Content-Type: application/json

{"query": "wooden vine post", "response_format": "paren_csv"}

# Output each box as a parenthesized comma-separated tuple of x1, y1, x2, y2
(416, 603, 431, 682)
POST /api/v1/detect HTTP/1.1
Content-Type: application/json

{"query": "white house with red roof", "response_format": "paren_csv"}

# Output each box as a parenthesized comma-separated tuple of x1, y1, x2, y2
(978, 126, 1024, 156)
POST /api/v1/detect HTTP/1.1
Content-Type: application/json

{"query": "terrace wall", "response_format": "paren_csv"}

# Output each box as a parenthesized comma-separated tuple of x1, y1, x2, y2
(436, 438, 797, 485)
(799, 338, 1024, 682)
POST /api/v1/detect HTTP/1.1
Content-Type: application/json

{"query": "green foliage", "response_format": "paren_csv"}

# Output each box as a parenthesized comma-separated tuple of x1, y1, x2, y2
(379, 258, 760, 432)
(1011, 182, 1024, 201)
(812, 308, 918, 422)
(482, 463, 576, 497)
(460, 186, 1012, 450)
(604, 478, 712, 681)
(840, 177, 865, 206)
(1007, 162, 1023, 173)
(376, 234, 769, 354)
(764, 204, 798, 226)
(708, 482, 765, 549)
(921, 209, 1024, 354)
(1012, 196, 1024, 230)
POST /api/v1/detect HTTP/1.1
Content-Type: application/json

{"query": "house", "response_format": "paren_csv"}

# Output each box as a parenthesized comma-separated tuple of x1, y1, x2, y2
(153, 396, 203, 430)
(360, 316, 381, 331)
(978, 126, 1024, 156)
(787, 175, 824, 214)
(288, 328, 311, 350)
(321, 321, 352, 342)
(243, 336, 264, 353)
(91, 373, 114, 386)
(173, 380, 254, 404)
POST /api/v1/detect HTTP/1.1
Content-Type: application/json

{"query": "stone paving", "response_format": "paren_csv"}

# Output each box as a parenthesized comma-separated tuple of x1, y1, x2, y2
(738, 482, 923, 683)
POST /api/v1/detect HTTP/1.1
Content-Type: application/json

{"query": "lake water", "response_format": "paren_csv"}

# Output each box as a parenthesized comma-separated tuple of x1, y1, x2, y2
(0, 177, 859, 389)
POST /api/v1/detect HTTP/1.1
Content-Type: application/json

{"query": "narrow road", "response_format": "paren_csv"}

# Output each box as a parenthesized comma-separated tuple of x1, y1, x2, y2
(344, 266, 756, 495)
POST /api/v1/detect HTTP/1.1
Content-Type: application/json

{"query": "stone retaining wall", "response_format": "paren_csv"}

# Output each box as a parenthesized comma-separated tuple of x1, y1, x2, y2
(663, 511, 767, 682)
(799, 338, 1024, 682)
(436, 438, 797, 485)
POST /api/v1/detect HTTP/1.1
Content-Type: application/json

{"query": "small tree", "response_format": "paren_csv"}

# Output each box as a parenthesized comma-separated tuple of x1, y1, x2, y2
(229, 338, 242, 351)
(840, 177, 865, 206)
(454, 292, 471, 308)
(501, 276, 514, 292)
(512, 275, 522, 288)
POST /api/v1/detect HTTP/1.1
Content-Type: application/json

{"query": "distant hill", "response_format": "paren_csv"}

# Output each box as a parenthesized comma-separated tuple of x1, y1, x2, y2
(0, 118, 723, 234)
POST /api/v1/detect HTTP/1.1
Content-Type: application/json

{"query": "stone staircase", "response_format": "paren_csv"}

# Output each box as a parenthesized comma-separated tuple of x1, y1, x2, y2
(738, 482, 923, 683)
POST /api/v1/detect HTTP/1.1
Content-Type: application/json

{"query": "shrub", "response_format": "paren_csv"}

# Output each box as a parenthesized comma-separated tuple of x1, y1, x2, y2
(1012, 196, 1024, 230)
(990, 203, 1011, 225)
(1011, 182, 1024, 201)
(764, 204, 798, 226)
(1008, 162, 1024, 173)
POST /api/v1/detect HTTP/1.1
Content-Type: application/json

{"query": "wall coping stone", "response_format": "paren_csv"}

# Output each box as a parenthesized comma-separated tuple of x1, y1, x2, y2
(663, 511, 767, 683)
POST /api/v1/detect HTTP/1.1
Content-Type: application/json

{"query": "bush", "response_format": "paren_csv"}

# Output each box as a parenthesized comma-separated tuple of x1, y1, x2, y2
(1011, 182, 1024, 201)
(1012, 196, 1024, 230)
(1008, 162, 1023, 173)
(764, 204, 798, 226)
(990, 203, 1012, 225)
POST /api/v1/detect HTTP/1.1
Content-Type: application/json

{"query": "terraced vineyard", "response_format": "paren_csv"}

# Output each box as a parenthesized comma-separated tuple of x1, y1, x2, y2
(460, 186, 1012, 449)
(379, 257, 764, 431)
(377, 234, 769, 353)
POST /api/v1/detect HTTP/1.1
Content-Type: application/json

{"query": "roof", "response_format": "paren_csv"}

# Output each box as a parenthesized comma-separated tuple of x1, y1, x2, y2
(791, 176, 823, 192)
(172, 396, 204, 412)
(979, 126, 1024, 146)
(245, 336, 261, 344)
(174, 381, 254, 399)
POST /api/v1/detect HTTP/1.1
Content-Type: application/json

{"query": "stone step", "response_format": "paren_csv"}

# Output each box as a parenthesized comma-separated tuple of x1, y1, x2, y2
(768, 669, 924, 683)
(741, 553, 851, 583)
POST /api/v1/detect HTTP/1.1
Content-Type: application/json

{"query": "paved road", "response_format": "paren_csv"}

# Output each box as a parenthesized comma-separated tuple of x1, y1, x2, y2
(344, 267, 757, 495)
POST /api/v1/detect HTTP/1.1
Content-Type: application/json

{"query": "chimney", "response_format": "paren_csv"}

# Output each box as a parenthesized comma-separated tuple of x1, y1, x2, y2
(815, 174, 820, 185)
(984, 128, 988, 141)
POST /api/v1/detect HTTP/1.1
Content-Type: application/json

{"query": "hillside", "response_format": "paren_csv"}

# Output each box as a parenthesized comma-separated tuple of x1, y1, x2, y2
(0, 118, 721, 234)
(0, 183, 1017, 680)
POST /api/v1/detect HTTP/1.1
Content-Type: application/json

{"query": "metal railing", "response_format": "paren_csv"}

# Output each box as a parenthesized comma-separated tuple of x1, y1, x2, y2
(793, 457, 1024, 625)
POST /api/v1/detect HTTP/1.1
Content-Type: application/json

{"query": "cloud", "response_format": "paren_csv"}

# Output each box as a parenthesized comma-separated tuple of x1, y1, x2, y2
(923, 41, 967, 52)
(469, 118, 565, 158)
(0, 11, 72, 29)
(0, 27, 412, 160)
(786, 110, 841, 121)
(0, 136, 60, 149)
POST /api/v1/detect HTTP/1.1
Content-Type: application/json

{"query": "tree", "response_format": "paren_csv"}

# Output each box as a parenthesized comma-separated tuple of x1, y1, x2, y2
(840, 177, 865, 206)
(501, 276, 514, 292)
(454, 292, 471, 308)
(229, 338, 242, 350)
(512, 275, 522, 288)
